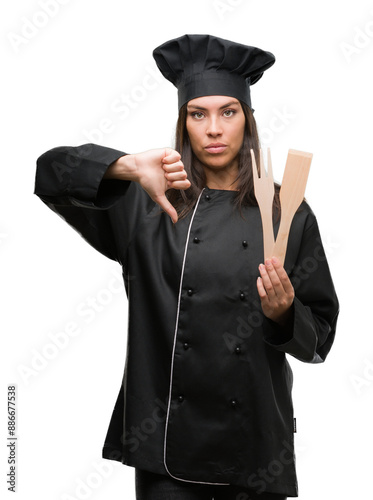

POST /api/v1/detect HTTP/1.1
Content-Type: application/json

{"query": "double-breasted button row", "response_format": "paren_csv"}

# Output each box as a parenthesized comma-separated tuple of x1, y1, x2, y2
(177, 395, 239, 408)
(186, 288, 247, 302)
(191, 231, 247, 249)
(186, 288, 246, 302)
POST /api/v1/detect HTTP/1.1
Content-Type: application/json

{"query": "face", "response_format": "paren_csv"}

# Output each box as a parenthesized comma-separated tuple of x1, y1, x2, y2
(186, 95, 246, 171)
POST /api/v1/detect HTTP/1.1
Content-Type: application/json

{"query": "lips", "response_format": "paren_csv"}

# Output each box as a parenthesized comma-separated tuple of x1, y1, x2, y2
(204, 143, 227, 154)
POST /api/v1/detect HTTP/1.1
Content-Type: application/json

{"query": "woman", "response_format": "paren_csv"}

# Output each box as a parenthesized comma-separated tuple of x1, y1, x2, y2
(34, 35, 339, 500)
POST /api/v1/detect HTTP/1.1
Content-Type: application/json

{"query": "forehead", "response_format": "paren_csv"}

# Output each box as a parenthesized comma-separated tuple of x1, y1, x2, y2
(187, 95, 240, 109)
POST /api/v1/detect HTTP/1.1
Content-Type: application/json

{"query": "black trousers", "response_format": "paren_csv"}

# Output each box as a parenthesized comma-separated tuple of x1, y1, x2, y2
(135, 469, 288, 500)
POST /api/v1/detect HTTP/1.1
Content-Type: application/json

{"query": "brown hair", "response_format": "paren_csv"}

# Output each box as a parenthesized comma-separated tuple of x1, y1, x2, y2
(165, 100, 280, 222)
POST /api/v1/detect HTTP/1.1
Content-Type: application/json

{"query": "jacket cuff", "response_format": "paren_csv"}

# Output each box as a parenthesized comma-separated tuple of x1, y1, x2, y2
(262, 296, 319, 362)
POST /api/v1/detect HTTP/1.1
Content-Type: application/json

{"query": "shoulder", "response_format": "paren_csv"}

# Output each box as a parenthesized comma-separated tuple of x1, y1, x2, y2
(294, 199, 318, 232)
(286, 200, 321, 255)
(284, 200, 326, 271)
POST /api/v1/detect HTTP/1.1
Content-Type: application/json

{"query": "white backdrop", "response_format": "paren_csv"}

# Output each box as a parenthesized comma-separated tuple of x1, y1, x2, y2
(1, 0, 372, 498)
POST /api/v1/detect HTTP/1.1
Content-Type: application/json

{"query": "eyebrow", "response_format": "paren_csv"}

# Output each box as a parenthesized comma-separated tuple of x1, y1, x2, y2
(187, 101, 240, 111)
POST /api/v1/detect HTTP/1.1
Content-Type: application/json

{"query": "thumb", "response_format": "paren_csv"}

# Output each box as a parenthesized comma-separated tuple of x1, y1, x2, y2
(154, 193, 178, 224)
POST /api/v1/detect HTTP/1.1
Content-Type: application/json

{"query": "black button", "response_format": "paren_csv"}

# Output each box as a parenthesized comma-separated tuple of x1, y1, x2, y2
(239, 291, 245, 300)
(187, 289, 193, 296)
(183, 342, 190, 350)
(178, 395, 184, 403)
(193, 237, 200, 244)
(205, 194, 211, 201)
(231, 399, 237, 408)
(242, 240, 248, 248)
(235, 346, 241, 355)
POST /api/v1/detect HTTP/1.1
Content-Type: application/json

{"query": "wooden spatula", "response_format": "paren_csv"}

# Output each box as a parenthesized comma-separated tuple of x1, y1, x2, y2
(272, 149, 312, 265)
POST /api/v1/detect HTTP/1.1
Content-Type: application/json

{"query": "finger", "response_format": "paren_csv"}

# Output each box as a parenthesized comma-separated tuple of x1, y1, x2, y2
(271, 257, 294, 295)
(167, 179, 191, 190)
(257, 276, 268, 301)
(258, 263, 276, 296)
(264, 259, 283, 294)
(162, 160, 185, 173)
(164, 170, 188, 182)
(163, 148, 181, 163)
(153, 193, 178, 223)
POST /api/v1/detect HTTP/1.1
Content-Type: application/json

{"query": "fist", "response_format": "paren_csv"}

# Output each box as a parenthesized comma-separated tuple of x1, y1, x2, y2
(134, 148, 191, 223)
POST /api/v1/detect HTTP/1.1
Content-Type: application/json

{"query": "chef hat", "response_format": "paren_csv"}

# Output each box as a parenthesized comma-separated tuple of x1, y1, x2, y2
(153, 34, 275, 111)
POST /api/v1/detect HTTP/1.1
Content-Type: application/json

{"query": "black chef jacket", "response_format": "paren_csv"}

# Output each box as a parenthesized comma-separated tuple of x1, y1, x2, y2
(34, 143, 339, 497)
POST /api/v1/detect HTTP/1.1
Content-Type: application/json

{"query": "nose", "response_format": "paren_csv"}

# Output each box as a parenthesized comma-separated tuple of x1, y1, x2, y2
(206, 116, 222, 137)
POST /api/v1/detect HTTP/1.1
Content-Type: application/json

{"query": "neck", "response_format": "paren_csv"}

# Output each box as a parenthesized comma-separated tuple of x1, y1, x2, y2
(206, 184, 239, 191)
(203, 161, 239, 191)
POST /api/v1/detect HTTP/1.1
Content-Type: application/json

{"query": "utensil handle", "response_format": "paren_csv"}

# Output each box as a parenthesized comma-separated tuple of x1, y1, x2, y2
(259, 207, 275, 261)
(272, 218, 291, 266)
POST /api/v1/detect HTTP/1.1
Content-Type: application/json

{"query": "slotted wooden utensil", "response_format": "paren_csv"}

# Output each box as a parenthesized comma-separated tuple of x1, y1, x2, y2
(251, 147, 313, 266)
(250, 148, 275, 261)
(272, 149, 312, 265)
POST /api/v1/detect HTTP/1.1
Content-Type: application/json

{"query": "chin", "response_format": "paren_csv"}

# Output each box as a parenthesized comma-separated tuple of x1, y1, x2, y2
(203, 157, 234, 169)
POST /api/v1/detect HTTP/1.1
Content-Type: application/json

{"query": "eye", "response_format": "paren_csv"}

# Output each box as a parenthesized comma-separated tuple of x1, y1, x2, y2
(223, 109, 236, 117)
(191, 111, 205, 119)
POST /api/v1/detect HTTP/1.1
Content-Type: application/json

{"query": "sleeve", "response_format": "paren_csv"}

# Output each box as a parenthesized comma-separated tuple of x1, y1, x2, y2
(262, 215, 339, 363)
(34, 143, 156, 264)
